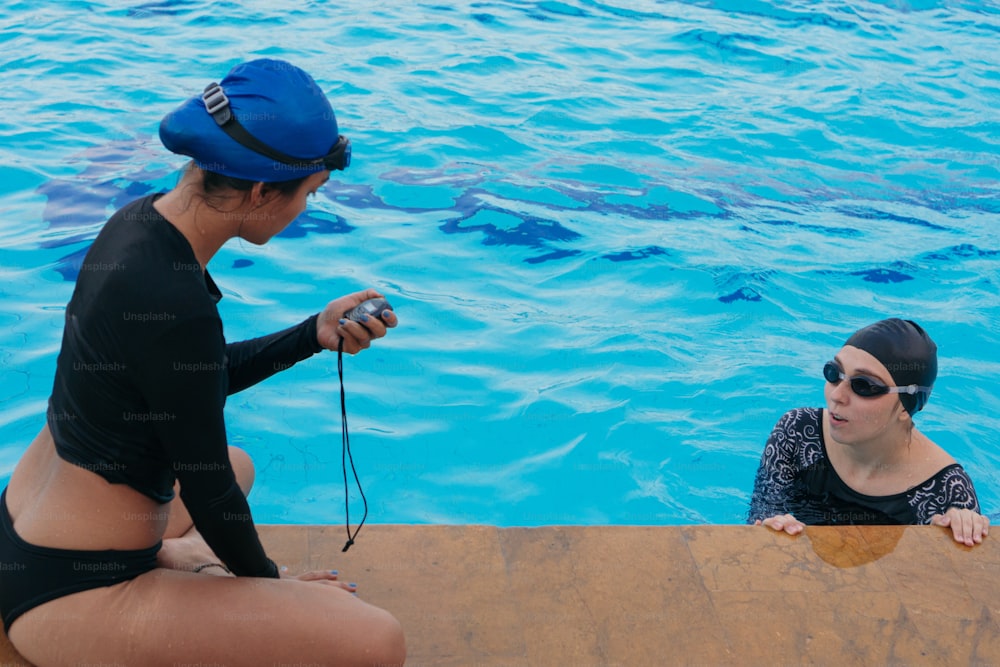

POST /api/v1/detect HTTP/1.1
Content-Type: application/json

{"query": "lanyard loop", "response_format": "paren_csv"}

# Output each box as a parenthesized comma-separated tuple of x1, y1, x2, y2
(338, 338, 367, 552)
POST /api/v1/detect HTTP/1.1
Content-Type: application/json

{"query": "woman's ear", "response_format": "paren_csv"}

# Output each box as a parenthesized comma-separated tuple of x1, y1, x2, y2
(895, 401, 912, 425)
(249, 181, 272, 207)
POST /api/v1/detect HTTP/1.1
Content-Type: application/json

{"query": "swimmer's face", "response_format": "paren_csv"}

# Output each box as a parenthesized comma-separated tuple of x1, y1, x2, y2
(825, 345, 909, 445)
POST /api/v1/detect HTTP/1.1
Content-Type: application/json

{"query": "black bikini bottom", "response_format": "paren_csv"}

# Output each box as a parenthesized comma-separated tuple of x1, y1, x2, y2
(0, 488, 160, 632)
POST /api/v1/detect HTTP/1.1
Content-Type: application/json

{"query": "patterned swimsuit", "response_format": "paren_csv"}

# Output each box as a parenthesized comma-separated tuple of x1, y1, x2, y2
(747, 407, 980, 525)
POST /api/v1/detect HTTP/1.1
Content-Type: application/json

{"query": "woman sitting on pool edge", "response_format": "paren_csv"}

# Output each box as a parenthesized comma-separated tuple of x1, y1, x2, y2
(0, 60, 404, 665)
(747, 318, 989, 547)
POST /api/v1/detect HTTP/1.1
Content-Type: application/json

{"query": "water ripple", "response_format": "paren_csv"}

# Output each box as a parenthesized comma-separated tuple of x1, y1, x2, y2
(0, 0, 998, 525)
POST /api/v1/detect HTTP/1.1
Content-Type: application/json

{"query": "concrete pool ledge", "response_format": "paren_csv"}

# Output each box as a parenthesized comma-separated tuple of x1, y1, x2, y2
(0, 524, 997, 665)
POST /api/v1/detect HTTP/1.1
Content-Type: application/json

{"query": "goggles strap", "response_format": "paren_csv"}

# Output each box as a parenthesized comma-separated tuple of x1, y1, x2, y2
(201, 82, 341, 170)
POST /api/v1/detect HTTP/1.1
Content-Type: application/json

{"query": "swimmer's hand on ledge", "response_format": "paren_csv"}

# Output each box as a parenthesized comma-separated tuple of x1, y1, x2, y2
(931, 508, 990, 548)
(279, 566, 359, 594)
(755, 514, 805, 536)
(317, 289, 398, 355)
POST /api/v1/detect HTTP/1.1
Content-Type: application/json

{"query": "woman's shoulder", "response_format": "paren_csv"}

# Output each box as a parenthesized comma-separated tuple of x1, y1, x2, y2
(774, 407, 823, 430)
(904, 431, 962, 485)
(764, 407, 825, 462)
(77, 196, 219, 331)
(911, 462, 980, 519)
(905, 430, 979, 512)
(918, 430, 958, 466)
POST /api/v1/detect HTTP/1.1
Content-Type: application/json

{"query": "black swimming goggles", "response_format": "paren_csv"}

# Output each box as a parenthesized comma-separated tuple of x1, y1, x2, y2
(822, 361, 930, 398)
(202, 82, 351, 172)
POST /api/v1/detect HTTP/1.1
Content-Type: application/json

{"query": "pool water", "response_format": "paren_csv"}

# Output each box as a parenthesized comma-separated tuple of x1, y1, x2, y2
(0, 0, 998, 526)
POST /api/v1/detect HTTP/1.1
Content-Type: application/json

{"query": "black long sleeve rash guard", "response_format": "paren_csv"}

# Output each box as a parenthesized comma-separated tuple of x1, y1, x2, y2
(48, 193, 324, 578)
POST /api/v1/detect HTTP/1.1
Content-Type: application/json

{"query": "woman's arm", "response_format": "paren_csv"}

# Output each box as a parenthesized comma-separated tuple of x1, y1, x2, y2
(224, 289, 397, 395)
(225, 315, 322, 394)
(920, 466, 989, 547)
(747, 409, 811, 527)
(141, 315, 278, 577)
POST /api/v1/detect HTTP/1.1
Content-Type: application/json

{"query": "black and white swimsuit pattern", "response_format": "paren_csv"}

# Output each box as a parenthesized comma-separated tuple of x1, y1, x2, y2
(746, 407, 980, 525)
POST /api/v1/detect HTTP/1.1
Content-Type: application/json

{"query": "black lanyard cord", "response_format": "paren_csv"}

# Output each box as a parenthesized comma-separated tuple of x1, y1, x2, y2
(338, 338, 368, 552)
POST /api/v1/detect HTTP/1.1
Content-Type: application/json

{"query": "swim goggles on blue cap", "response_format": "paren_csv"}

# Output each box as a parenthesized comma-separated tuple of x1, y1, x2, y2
(202, 82, 351, 173)
(822, 361, 931, 398)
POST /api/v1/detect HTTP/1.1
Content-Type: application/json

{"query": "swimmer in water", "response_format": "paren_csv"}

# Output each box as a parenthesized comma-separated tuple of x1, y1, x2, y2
(747, 318, 989, 547)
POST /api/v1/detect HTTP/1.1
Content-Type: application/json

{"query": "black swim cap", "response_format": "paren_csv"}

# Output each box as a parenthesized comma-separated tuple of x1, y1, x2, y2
(844, 318, 937, 415)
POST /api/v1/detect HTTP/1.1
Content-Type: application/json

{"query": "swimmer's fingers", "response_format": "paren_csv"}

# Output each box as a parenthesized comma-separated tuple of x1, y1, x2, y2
(759, 514, 805, 536)
(934, 508, 989, 547)
(759, 514, 788, 530)
(976, 514, 990, 543)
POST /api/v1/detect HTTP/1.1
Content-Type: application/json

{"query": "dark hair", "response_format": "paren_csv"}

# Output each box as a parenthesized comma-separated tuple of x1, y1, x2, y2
(201, 169, 309, 196)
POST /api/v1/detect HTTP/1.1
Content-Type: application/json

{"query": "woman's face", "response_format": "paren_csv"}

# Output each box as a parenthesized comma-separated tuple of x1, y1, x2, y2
(824, 345, 909, 446)
(240, 170, 331, 244)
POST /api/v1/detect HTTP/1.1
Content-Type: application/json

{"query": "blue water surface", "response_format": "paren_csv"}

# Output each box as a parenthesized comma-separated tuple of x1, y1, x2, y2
(0, 0, 998, 525)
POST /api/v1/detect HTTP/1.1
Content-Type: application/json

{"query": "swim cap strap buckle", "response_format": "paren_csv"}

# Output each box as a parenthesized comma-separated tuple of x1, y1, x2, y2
(202, 82, 232, 122)
(200, 82, 351, 173)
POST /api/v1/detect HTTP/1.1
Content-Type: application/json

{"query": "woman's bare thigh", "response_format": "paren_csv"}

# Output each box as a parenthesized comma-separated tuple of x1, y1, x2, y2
(8, 569, 405, 667)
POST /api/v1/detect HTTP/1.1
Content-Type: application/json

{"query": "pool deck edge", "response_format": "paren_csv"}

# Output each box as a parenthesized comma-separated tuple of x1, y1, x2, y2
(1, 524, 997, 665)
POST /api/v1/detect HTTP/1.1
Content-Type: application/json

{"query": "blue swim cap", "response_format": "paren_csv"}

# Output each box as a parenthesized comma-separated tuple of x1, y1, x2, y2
(159, 59, 343, 182)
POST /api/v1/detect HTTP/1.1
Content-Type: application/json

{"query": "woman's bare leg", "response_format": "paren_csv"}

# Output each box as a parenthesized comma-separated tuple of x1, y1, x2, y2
(9, 568, 406, 667)
(8, 445, 404, 665)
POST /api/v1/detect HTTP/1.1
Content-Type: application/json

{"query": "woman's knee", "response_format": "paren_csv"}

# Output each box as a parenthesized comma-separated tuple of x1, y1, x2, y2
(373, 609, 406, 666)
(227, 446, 255, 495)
(352, 607, 406, 667)
(315, 603, 405, 667)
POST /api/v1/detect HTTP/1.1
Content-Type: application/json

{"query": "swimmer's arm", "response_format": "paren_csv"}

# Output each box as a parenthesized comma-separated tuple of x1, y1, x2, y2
(925, 467, 988, 548)
(747, 410, 806, 529)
